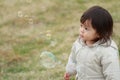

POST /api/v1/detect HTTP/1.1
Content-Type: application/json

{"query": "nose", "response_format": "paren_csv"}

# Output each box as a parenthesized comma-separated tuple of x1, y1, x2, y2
(80, 27, 84, 33)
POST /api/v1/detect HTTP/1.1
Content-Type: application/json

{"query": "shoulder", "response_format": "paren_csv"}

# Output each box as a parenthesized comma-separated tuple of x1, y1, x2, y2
(73, 38, 82, 48)
(100, 40, 119, 57)
(110, 40, 118, 50)
(71, 38, 83, 53)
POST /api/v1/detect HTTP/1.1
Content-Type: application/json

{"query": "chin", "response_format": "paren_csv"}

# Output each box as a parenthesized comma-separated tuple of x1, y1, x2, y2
(80, 36, 84, 39)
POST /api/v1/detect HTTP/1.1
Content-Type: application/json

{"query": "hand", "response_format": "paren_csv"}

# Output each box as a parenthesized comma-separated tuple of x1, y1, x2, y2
(64, 73, 70, 80)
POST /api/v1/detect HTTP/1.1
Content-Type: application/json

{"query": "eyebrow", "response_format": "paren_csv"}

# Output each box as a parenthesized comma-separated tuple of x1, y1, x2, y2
(85, 20, 92, 27)
(81, 23, 89, 28)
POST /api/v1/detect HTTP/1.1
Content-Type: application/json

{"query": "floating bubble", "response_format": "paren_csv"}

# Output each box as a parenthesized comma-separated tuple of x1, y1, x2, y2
(50, 40, 57, 47)
(18, 11, 23, 17)
(46, 33, 51, 37)
(40, 51, 57, 68)
(24, 15, 29, 18)
(28, 18, 34, 25)
(46, 30, 52, 40)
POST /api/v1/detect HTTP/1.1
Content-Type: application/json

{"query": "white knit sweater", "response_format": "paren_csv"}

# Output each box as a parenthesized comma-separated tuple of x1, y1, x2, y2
(66, 38, 120, 80)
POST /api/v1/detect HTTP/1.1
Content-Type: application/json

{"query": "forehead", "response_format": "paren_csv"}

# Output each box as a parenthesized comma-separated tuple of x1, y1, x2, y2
(82, 20, 92, 28)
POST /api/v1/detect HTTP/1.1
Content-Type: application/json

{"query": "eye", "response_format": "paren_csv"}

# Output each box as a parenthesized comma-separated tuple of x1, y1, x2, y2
(85, 27, 88, 30)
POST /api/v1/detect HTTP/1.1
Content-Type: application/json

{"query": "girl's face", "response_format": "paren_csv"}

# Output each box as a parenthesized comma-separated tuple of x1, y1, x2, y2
(80, 20, 100, 45)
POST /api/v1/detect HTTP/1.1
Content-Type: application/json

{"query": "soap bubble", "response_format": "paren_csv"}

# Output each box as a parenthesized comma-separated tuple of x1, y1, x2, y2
(50, 40, 57, 47)
(18, 11, 23, 17)
(24, 15, 29, 18)
(46, 30, 52, 40)
(28, 18, 33, 25)
(40, 51, 57, 68)
(46, 33, 51, 39)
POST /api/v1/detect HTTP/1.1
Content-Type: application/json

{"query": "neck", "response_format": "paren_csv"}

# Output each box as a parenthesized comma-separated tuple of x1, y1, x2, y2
(85, 38, 100, 46)
(85, 41, 96, 46)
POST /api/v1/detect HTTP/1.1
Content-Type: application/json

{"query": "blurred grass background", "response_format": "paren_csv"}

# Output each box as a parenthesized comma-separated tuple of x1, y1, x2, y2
(0, 0, 120, 80)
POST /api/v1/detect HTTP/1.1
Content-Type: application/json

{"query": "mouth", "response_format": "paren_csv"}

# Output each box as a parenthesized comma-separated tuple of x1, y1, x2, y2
(80, 34, 83, 38)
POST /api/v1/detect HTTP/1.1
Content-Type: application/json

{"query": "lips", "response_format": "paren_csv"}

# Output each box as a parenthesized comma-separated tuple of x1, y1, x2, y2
(80, 34, 83, 38)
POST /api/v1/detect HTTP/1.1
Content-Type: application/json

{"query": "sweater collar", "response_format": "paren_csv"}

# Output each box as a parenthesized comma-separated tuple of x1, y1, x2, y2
(78, 37, 111, 48)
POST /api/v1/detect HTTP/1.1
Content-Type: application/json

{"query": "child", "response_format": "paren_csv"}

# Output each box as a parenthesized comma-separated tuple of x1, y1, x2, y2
(64, 6, 120, 80)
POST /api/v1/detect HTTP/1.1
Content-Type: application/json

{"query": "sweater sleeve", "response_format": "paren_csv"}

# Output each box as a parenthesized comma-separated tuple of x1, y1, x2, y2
(66, 43, 77, 76)
(101, 47, 120, 80)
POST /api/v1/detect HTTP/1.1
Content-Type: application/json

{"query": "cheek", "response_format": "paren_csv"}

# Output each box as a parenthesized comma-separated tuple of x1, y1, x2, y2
(79, 29, 83, 34)
(85, 32, 95, 37)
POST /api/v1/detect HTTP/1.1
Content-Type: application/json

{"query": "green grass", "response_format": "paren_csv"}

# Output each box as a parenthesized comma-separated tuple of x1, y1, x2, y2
(0, 0, 120, 80)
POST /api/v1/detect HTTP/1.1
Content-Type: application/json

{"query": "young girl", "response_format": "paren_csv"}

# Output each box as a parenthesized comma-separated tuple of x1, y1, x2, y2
(64, 6, 120, 80)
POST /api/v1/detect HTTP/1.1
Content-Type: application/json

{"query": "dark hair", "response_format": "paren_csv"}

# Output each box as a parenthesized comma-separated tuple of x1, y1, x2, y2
(80, 6, 113, 44)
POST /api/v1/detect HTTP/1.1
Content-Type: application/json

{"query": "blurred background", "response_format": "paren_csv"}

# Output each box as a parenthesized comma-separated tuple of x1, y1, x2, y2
(0, 0, 120, 80)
